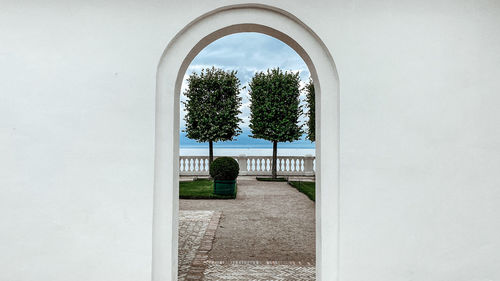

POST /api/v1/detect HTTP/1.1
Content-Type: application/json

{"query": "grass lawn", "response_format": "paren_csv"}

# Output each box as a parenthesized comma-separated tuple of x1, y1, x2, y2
(288, 181, 315, 202)
(179, 179, 236, 199)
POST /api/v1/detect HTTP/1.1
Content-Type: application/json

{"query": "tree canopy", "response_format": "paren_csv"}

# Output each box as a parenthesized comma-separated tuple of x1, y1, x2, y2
(183, 67, 242, 163)
(248, 68, 303, 142)
(305, 79, 315, 142)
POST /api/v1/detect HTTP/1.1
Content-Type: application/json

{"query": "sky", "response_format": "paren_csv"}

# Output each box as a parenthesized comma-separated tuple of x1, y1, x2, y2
(180, 32, 314, 149)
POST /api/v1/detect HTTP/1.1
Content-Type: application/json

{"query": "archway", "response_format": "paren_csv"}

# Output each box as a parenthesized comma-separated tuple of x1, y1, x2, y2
(154, 4, 339, 281)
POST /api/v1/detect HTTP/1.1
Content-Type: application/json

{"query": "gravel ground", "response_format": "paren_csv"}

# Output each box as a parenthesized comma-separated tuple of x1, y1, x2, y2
(179, 177, 316, 263)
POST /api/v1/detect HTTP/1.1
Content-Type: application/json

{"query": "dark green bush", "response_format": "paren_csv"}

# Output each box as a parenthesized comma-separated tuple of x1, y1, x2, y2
(209, 157, 239, 180)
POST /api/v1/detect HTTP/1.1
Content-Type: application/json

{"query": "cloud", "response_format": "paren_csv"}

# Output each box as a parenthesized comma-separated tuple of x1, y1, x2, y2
(180, 32, 311, 130)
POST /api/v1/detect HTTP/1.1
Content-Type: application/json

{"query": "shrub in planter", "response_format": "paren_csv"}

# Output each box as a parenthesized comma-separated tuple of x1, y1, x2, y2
(209, 157, 239, 196)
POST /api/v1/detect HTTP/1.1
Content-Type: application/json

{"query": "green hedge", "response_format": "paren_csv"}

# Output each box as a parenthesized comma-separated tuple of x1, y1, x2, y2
(209, 157, 239, 180)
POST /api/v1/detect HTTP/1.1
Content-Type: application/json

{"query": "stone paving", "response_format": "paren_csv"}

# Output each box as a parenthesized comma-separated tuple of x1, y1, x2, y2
(204, 261, 315, 281)
(178, 211, 213, 281)
(179, 177, 316, 280)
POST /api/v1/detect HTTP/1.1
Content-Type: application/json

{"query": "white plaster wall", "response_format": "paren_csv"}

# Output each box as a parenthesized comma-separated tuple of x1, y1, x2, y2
(1, 0, 499, 281)
(331, 2, 500, 280)
(0, 1, 168, 280)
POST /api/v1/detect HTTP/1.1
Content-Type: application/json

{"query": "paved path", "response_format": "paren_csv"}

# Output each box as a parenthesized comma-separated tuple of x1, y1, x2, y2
(179, 177, 316, 280)
(178, 211, 213, 281)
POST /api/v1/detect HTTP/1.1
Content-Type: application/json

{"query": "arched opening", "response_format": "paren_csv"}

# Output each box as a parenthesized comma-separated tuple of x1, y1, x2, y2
(178, 32, 317, 280)
(154, 4, 339, 281)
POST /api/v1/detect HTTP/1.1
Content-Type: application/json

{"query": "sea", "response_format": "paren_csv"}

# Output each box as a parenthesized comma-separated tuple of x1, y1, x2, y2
(180, 147, 315, 156)
(180, 130, 315, 156)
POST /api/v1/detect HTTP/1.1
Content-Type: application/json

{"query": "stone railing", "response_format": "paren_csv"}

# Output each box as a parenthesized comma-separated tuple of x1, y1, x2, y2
(179, 155, 315, 176)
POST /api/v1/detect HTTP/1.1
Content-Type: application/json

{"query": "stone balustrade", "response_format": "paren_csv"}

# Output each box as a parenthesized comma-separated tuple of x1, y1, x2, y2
(179, 155, 315, 176)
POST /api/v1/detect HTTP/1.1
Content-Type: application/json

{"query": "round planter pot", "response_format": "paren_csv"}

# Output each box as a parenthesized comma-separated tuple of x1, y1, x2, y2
(214, 179, 236, 196)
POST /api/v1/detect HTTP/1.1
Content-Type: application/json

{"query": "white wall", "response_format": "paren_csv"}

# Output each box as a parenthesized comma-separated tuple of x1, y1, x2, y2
(0, 1, 168, 280)
(332, 2, 500, 280)
(1, 0, 499, 281)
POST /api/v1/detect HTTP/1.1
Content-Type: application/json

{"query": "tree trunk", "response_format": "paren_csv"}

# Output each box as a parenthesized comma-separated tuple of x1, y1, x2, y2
(272, 140, 278, 179)
(209, 140, 214, 166)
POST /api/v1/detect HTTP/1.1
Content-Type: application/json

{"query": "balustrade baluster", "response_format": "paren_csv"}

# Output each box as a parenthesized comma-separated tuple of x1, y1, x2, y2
(179, 155, 315, 176)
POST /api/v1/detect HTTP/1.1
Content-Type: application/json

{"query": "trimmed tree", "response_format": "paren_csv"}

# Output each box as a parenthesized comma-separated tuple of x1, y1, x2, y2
(183, 67, 242, 165)
(305, 79, 315, 142)
(248, 68, 303, 179)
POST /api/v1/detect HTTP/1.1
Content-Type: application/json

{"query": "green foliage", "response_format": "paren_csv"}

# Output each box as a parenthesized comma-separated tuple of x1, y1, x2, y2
(183, 67, 243, 143)
(288, 181, 315, 201)
(305, 79, 315, 142)
(179, 179, 236, 199)
(248, 68, 303, 142)
(209, 157, 240, 180)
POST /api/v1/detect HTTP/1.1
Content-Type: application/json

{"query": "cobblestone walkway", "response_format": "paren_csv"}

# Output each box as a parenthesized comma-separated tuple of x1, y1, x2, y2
(179, 178, 316, 280)
(178, 211, 213, 281)
(204, 261, 315, 281)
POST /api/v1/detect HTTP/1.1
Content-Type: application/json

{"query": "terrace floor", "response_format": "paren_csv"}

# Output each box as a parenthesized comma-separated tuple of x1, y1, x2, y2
(178, 177, 316, 280)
